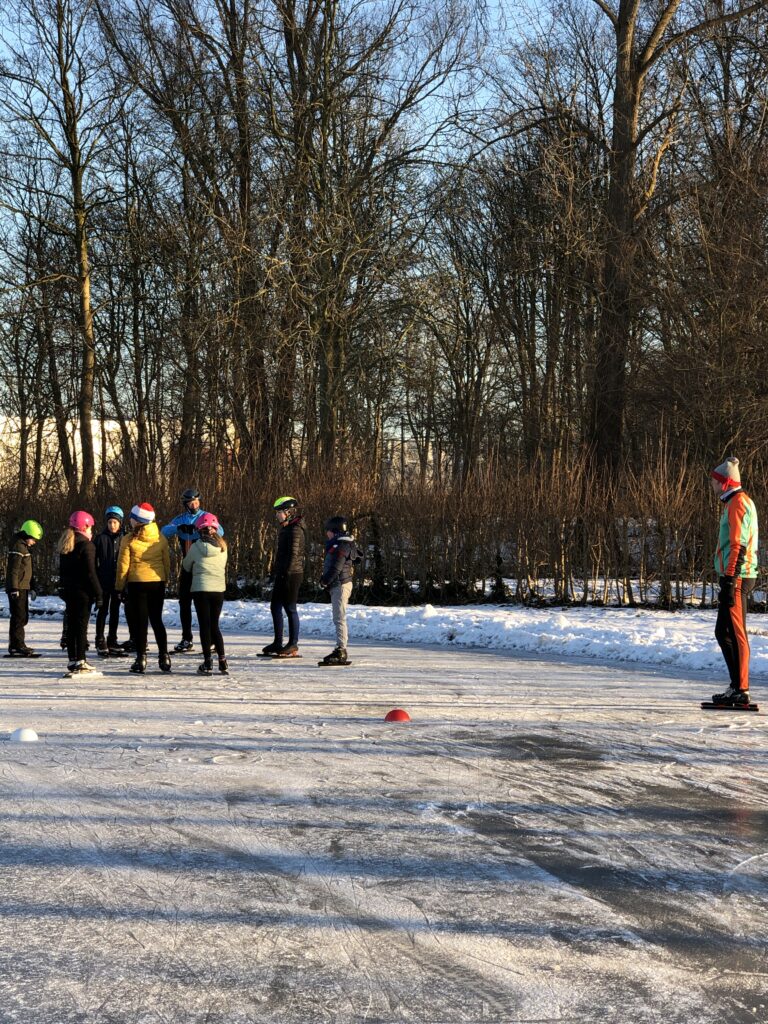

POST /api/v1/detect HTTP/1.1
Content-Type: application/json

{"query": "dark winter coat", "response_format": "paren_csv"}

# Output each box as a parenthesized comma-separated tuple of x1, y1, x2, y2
(59, 534, 103, 602)
(321, 534, 360, 589)
(273, 516, 306, 578)
(5, 533, 33, 592)
(94, 527, 123, 591)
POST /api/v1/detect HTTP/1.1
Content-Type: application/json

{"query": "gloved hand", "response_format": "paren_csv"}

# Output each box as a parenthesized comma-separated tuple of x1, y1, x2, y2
(116, 590, 125, 604)
(94, 596, 103, 610)
(9, 590, 19, 598)
(29, 590, 37, 602)
(718, 577, 736, 608)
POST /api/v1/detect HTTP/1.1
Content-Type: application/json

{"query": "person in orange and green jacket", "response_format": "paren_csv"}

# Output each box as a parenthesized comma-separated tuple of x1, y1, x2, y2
(709, 456, 758, 707)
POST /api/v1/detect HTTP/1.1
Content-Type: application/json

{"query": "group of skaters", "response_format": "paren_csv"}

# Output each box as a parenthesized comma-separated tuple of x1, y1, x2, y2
(4, 457, 758, 705)
(5, 491, 360, 677)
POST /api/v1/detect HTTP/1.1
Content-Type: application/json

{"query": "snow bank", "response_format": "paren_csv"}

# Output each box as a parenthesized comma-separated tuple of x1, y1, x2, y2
(12, 594, 768, 678)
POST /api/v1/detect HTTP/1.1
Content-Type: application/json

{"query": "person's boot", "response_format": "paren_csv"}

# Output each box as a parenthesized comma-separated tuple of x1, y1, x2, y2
(159, 652, 172, 673)
(197, 658, 212, 675)
(130, 655, 147, 674)
(712, 685, 750, 707)
(95, 636, 108, 654)
(218, 657, 229, 675)
(122, 639, 136, 653)
(259, 641, 281, 657)
(174, 639, 194, 654)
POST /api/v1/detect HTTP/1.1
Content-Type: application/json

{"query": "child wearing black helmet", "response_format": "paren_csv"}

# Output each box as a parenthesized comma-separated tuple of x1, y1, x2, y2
(261, 496, 306, 658)
(318, 516, 360, 666)
(161, 487, 223, 653)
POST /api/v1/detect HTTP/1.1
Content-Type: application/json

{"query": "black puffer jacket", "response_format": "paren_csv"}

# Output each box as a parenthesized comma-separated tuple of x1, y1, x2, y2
(59, 533, 103, 601)
(273, 516, 306, 577)
(5, 533, 33, 592)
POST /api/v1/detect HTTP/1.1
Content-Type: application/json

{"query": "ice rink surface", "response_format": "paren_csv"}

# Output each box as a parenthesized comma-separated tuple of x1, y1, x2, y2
(1, 621, 766, 1023)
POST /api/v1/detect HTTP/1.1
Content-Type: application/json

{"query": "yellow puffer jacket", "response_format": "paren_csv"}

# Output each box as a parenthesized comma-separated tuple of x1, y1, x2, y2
(115, 523, 170, 588)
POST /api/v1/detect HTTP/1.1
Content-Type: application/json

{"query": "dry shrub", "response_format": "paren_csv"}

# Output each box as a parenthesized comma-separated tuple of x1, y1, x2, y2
(2, 443, 764, 607)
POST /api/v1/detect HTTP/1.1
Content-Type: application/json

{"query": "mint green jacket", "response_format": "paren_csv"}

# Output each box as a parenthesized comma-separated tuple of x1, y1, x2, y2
(182, 538, 228, 593)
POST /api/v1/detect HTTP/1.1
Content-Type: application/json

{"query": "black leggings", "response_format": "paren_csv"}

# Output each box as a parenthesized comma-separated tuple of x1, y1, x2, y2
(192, 592, 225, 658)
(64, 589, 92, 663)
(127, 581, 168, 657)
(270, 572, 302, 645)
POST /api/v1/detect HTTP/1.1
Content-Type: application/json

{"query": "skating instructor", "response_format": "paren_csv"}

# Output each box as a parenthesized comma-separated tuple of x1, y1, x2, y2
(710, 456, 758, 707)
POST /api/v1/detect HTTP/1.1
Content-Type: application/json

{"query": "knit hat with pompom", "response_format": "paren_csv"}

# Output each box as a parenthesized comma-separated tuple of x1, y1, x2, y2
(711, 457, 741, 491)
(129, 502, 156, 525)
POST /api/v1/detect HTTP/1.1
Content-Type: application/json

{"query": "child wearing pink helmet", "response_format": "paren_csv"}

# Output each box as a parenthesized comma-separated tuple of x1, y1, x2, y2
(57, 511, 103, 674)
(182, 513, 229, 674)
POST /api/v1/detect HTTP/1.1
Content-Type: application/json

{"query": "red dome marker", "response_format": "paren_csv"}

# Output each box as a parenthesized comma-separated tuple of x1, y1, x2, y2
(385, 708, 411, 723)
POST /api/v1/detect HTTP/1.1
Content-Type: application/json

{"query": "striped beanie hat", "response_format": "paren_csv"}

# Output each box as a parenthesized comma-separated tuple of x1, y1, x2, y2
(711, 457, 741, 491)
(130, 502, 156, 525)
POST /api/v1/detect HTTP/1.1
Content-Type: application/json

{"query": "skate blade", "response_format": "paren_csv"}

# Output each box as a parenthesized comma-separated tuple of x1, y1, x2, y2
(317, 661, 352, 667)
(701, 702, 759, 712)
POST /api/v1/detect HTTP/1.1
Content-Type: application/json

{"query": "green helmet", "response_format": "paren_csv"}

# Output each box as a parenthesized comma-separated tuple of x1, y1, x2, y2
(20, 519, 43, 540)
(273, 496, 298, 512)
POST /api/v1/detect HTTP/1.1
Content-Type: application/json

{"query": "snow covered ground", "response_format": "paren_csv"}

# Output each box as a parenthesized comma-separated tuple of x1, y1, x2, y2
(1, 610, 767, 1023)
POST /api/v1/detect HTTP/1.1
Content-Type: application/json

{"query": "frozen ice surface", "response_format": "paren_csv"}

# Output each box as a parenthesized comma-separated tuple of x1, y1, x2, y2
(1, 618, 767, 1023)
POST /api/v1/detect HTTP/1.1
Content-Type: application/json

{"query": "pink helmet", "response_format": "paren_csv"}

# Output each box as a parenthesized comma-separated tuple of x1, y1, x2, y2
(196, 513, 220, 533)
(69, 510, 95, 532)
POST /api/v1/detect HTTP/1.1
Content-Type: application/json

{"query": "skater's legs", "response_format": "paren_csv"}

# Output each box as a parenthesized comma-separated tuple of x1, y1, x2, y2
(8, 590, 29, 650)
(331, 581, 352, 650)
(715, 577, 755, 690)
(64, 589, 91, 663)
(146, 583, 168, 656)
(178, 568, 194, 642)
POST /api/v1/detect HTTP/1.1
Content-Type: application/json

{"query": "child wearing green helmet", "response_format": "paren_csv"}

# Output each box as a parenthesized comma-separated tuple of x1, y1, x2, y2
(5, 519, 43, 657)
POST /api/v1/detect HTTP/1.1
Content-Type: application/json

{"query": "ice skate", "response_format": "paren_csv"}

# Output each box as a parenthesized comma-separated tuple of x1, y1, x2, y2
(218, 657, 229, 675)
(276, 643, 300, 658)
(712, 685, 750, 707)
(197, 659, 212, 675)
(702, 685, 759, 711)
(258, 641, 281, 657)
(318, 647, 351, 667)
(158, 653, 172, 673)
(6, 646, 40, 658)
(130, 655, 147, 674)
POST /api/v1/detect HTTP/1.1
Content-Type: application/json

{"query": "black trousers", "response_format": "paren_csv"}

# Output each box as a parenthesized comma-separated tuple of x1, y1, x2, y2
(95, 589, 122, 643)
(64, 589, 92, 663)
(192, 592, 225, 658)
(8, 590, 29, 650)
(270, 572, 302, 645)
(127, 581, 168, 657)
(178, 567, 193, 641)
